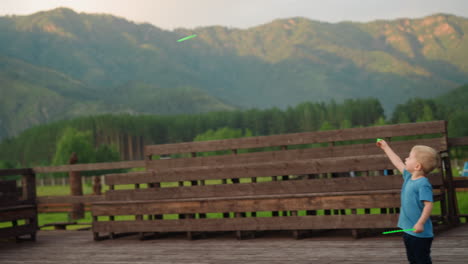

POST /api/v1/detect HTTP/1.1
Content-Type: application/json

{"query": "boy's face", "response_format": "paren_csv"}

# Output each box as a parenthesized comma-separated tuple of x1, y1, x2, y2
(405, 150, 422, 173)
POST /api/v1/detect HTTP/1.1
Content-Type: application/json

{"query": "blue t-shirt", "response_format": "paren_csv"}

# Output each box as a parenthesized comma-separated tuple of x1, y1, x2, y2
(398, 169, 434, 238)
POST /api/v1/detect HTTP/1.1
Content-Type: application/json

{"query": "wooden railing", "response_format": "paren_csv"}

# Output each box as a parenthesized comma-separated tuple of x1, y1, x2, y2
(34, 160, 145, 214)
(33, 160, 145, 174)
(1, 161, 144, 230)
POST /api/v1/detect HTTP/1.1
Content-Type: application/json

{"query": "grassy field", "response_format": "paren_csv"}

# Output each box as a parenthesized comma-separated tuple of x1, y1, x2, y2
(2, 179, 467, 230)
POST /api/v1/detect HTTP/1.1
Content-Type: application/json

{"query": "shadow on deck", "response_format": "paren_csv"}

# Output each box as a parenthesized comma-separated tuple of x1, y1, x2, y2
(1, 224, 467, 264)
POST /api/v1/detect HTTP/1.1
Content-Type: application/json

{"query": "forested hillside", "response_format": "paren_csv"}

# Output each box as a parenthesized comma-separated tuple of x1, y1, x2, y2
(1, 8, 468, 139)
(0, 98, 385, 167)
(1, 84, 467, 169)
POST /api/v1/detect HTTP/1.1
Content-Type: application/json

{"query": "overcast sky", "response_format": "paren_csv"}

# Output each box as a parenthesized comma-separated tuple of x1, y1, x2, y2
(1, 0, 468, 30)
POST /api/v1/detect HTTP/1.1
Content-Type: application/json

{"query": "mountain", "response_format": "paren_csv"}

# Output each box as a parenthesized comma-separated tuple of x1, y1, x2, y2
(1, 8, 468, 139)
(103, 82, 236, 114)
(0, 55, 104, 137)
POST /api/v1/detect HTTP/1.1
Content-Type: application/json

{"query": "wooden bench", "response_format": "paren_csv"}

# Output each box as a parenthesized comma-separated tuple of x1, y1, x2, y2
(0, 169, 38, 241)
(91, 120, 450, 240)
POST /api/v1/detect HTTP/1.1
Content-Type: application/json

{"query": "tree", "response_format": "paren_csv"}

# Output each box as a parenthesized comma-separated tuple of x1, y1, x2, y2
(319, 121, 335, 131)
(52, 127, 124, 177)
(0, 160, 14, 169)
(0, 160, 17, 180)
(340, 119, 352, 129)
(95, 144, 120, 163)
(417, 104, 434, 122)
(194, 127, 253, 156)
(391, 98, 439, 123)
(448, 111, 468, 138)
(374, 117, 387, 126)
(52, 127, 96, 167)
(93, 144, 122, 176)
(194, 127, 252, 142)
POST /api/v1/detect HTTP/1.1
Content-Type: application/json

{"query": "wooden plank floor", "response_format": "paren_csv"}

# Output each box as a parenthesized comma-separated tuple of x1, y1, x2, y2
(1, 225, 467, 264)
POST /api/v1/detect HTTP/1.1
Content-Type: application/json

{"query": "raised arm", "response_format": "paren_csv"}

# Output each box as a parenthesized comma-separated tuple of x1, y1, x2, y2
(376, 139, 405, 174)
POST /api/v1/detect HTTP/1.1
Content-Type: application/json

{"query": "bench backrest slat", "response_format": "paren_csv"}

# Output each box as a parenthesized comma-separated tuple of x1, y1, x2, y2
(144, 137, 446, 172)
(110, 148, 446, 185)
(145, 121, 446, 157)
(105, 173, 442, 201)
(112, 155, 392, 184)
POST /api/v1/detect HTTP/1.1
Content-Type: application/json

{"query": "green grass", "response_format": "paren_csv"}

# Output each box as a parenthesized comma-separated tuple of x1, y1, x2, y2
(35, 177, 280, 196)
(455, 191, 468, 217)
(37, 184, 94, 196)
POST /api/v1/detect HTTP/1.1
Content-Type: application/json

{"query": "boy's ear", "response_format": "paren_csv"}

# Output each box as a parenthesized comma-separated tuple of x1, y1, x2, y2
(415, 162, 423, 171)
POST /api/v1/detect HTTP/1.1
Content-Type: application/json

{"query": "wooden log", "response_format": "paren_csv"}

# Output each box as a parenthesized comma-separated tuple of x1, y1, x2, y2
(37, 195, 104, 204)
(143, 156, 445, 185)
(144, 138, 446, 173)
(442, 153, 461, 226)
(448, 136, 468, 147)
(104, 173, 444, 201)
(92, 192, 402, 216)
(0, 168, 34, 177)
(454, 178, 468, 188)
(144, 121, 446, 156)
(22, 173, 36, 202)
(291, 211, 301, 239)
(0, 206, 36, 221)
(92, 216, 101, 241)
(69, 153, 84, 220)
(350, 208, 359, 239)
(0, 224, 37, 239)
(144, 155, 395, 184)
(33, 160, 145, 174)
(109, 215, 115, 239)
(92, 214, 400, 233)
(93, 176, 102, 195)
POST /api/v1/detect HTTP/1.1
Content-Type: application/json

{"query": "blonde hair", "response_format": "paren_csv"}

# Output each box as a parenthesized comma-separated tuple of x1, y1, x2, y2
(411, 145, 440, 174)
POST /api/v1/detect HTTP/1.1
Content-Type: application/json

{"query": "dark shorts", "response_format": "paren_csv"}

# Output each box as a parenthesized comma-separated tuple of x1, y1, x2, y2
(403, 233, 433, 264)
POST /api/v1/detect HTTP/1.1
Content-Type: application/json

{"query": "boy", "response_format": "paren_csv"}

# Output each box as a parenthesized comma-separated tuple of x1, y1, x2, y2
(377, 140, 438, 264)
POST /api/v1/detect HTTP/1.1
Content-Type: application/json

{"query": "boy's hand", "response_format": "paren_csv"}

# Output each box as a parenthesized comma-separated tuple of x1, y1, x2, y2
(376, 139, 388, 149)
(413, 223, 424, 233)
(375, 139, 405, 174)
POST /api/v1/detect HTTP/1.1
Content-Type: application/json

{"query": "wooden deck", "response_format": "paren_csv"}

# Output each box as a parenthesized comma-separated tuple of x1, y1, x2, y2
(1, 225, 467, 263)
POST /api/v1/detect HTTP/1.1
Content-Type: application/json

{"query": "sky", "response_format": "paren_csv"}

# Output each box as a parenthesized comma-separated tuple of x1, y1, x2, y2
(1, 0, 468, 30)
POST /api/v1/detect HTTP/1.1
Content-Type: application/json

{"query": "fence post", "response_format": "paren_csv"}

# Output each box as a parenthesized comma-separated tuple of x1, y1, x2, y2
(22, 169, 38, 240)
(442, 152, 460, 226)
(69, 152, 84, 219)
(93, 176, 102, 195)
(22, 170, 36, 202)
